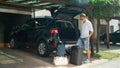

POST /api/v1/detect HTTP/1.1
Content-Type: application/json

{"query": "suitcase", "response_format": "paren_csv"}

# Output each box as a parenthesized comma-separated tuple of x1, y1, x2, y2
(70, 46, 83, 65)
(56, 42, 65, 56)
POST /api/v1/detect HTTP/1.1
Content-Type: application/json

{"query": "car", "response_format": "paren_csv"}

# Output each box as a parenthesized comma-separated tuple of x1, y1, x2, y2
(9, 5, 85, 57)
(9, 16, 80, 56)
(100, 29, 120, 44)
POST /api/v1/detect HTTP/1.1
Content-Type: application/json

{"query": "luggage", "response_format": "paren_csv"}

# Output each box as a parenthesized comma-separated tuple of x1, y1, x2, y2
(53, 56, 68, 65)
(70, 46, 83, 65)
(56, 41, 65, 56)
(53, 41, 68, 65)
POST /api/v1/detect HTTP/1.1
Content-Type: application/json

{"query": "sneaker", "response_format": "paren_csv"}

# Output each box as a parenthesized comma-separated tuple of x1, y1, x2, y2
(84, 59, 90, 63)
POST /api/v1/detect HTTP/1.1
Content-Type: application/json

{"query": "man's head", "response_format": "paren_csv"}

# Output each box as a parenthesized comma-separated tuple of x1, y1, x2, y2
(80, 13, 87, 22)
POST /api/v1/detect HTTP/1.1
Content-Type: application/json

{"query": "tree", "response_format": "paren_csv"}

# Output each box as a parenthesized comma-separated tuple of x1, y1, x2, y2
(89, 0, 120, 52)
(90, 0, 120, 18)
(67, 0, 120, 54)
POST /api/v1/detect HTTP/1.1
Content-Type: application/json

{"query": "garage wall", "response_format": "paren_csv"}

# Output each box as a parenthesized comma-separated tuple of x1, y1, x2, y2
(0, 12, 31, 43)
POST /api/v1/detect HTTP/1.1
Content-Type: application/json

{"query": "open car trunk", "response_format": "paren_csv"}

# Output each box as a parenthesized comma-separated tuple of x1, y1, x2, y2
(49, 5, 86, 19)
(49, 5, 87, 28)
(49, 5, 86, 43)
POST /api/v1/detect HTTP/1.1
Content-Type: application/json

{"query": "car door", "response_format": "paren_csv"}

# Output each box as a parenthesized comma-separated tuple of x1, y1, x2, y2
(22, 20, 36, 46)
(115, 30, 120, 42)
(111, 30, 120, 42)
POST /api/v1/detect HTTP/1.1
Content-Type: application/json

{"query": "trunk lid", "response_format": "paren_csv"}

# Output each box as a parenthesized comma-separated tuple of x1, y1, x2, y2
(49, 5, 86, 19)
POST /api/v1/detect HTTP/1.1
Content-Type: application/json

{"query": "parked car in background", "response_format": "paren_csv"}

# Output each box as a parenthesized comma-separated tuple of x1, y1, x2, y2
(100, 29, 120, 44)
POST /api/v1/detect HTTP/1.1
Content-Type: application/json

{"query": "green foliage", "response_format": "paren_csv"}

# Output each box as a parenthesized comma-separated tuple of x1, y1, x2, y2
(67, 0, 73, 3)
(94, 51, 120, 60)
(89, 0, 120, 19)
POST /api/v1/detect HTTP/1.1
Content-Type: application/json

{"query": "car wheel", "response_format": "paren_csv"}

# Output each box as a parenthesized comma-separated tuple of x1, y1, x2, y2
(37, 40, 49, 57)
(10, 38, 18, 49)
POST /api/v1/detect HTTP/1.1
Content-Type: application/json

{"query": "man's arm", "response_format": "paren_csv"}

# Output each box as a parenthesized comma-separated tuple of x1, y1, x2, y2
(89, 31, 93, 38)
(87, 31, 93, 42)
(87, 22, 94, 42)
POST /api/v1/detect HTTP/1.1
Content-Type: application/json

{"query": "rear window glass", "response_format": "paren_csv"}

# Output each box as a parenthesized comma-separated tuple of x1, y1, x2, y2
(22, 20, 35, 29)
(56, 20, 74, 28)
(115, 30, 120, 33)
(35, 18, 55, 28)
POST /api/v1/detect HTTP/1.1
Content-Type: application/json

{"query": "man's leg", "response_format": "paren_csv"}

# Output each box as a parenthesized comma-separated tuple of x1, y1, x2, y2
(86, 49, 90, 60)
(76, 38, 83, 47)
(84, 39, 91, 63)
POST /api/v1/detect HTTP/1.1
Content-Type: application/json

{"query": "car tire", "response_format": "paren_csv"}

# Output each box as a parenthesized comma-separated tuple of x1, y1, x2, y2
(10, 38, 19, 49)
(37, 40, 50, 57)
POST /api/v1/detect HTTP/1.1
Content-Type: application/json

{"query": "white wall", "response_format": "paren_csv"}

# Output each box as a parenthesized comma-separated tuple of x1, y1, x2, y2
(32, 9, 51, 18)
(109, 19, 119, 32)
(100, 19, 119, 33)
(0, 8, 31, 15)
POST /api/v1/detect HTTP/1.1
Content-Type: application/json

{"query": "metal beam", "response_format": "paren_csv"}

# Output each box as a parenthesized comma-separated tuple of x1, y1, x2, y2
(42, 3, 56, 6)
(40, 0, 67, 4)
(0, 0, 66, 9)
(0, 8, 31, 15)
(16, 0, 31, 3)
(0, 1, 33, 8)
(28, 2, 45, 5)
(5, 0, 31, 3)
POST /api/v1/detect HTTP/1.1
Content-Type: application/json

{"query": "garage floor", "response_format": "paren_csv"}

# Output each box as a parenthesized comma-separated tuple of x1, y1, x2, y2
(0, 44, 103, 68)
(0, 47, 77, 68)
(1, 44, 120, 68)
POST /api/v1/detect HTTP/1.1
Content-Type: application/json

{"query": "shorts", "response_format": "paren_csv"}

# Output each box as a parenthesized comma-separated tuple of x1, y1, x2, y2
(76, 37, 90, 50)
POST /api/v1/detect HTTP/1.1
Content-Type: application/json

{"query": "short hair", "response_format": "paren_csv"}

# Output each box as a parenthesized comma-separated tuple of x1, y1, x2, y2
(80, 13, 86, 17)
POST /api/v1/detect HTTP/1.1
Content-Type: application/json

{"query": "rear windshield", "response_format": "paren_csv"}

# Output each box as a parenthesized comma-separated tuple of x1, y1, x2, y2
(56, 20, 74, 28)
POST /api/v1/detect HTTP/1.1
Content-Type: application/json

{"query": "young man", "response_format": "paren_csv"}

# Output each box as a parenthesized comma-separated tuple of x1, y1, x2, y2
(76, 13, 93, 63)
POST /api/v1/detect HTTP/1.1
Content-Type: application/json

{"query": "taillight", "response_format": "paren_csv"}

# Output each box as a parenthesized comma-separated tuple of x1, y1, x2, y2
(50, 28, 58, 34)
(52, 43, 57, 48)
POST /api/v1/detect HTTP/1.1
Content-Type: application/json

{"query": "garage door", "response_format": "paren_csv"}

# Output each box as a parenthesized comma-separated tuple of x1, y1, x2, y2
(0, 12, 31, 43)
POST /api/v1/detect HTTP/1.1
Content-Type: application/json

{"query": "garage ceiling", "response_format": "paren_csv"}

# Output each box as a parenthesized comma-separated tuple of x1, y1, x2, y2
(0, 0, 66, 9)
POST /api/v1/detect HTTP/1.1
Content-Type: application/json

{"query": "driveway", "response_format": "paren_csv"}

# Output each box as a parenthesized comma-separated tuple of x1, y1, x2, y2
(100, 44, 120, 54)
(91, 44, 120, 68)
(0, 46, 109, 68)
(0, 47, 54, 68)
(1, 44, 120, 68)
(92, 58, 120, 68)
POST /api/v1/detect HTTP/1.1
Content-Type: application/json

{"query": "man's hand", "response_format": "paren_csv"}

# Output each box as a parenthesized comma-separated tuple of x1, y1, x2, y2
(87, 31, 93, 42)
(86, 37, 90, 42)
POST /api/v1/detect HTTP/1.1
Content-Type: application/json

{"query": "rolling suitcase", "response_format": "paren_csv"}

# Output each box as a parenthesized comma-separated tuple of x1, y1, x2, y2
(70, 46, 83, 65)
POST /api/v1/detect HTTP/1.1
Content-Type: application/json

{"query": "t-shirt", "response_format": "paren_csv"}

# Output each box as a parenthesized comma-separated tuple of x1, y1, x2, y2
(80, 19, 93, 38)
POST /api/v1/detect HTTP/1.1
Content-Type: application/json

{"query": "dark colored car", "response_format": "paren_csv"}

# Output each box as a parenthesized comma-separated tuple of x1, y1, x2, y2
(100, 29, 120, 44)
(9, 5, 85, 56)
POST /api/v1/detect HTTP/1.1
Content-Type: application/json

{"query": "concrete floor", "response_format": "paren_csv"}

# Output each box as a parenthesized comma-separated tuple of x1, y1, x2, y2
(1, 44, 119, 68)
(0, 47, 79, 68)
(93, 58, 120, 68)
